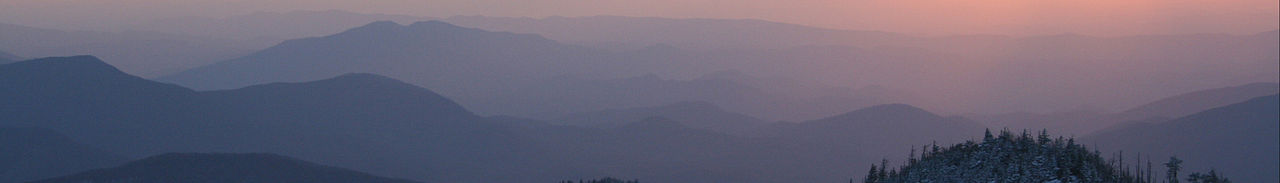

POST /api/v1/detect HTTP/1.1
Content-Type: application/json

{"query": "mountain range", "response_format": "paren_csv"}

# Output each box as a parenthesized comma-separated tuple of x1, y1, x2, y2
(441, 15, 909, 50)
(158, 20, 893, 121)
(157, 18, 1279, 118)
(108, 10, 905, 51)
(4, 55, 1005, 183)
(6, 11, 1276, 115)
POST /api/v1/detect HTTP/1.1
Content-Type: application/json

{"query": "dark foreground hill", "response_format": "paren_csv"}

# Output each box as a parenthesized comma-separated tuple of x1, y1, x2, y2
(0, 127, 125, 183)
(29, 153, 420, 183)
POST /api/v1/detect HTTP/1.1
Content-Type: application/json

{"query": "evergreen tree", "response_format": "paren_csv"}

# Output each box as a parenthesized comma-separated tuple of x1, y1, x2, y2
(879, 159, 888, 179)
(865, 165, 879, 183)
(1166, 157, 1183, 183)
(1037, 129, 1051, 145)
(984, 129, 994, 142)
(1187, 169, 1231, 183)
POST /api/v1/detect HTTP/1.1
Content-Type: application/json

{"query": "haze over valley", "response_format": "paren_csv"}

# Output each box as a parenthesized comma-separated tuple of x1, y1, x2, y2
(1, 1, 1276, 183)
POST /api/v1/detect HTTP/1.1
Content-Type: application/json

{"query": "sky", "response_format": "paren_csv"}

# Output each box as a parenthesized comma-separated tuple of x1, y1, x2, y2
(1, 0, 1276, 36)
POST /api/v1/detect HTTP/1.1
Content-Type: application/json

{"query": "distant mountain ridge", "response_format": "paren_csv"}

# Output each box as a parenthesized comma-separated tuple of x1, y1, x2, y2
(969, 82, 1280, 136)
(0, 22, 260, 77)
(158, 20, 894, 121)
(753, 104, 988, 147)
(30, 153, 420, 183)
(441, 15, 909, 50)
(1122, 82, 1278, 118)
(552, 101, 768, 133)
(159, 20, 616, 92)
(134, 10, 431, 41)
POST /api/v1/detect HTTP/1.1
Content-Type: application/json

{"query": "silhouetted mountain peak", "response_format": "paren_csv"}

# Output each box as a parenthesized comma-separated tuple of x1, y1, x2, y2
(213, 73, 478, 120)
(0, 56, 193, 95)
(837, 103, 938, 119)
(364, 20, 402, 28)
(408, 20, 468, 30)
(235, 73, 420, 91)
(137, 153, 297, 166)
(1, 56, 121, 75)
(327, 21, 410, 37)
(323, 73, 403, 84)
(803, 103, 961, 128)
(334, 20, 514, 39)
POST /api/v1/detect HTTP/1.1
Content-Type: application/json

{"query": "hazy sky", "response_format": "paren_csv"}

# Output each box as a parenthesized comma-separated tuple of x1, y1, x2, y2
(1, 0, 1277, 35)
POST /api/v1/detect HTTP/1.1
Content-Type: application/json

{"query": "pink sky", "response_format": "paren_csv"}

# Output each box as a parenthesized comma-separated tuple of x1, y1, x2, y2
(1, 0, 1277, 35)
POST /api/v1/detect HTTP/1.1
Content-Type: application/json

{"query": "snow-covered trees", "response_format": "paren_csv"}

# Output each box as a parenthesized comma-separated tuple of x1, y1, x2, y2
(861, 129, 1233, 183)
(864, 129, 1145, 183)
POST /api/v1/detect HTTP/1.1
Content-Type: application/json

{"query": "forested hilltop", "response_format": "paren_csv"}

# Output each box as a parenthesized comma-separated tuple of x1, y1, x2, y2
(862, 130, 1232, 183)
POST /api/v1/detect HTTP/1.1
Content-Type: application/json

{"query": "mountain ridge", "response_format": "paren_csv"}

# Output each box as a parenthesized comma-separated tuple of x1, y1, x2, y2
(1085, 94, 1279, 183)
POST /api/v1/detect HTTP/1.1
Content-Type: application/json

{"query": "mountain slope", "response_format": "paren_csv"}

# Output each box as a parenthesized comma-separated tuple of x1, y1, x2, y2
(0, 56, 200, 155)
(969, 82, 1279, 136)
(29, 153, 420, 183)
(553, 101, 767, 133)
(1121, 82, 1278, 118)
(0, 127, 126, 183)
(1086, 94, 1280, 183)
